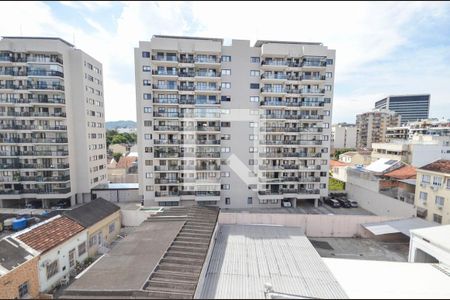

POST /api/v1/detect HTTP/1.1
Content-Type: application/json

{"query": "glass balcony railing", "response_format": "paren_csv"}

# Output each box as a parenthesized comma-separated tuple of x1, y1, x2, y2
(152, 70, 178, 76)
(152, 56, 178, 62)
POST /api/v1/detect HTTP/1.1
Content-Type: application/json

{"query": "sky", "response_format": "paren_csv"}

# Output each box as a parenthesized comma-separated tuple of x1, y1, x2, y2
(1, 1, 450, 123)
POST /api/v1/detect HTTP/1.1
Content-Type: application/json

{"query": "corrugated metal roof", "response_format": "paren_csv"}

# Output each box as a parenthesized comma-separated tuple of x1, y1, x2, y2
(363, 217, 437, 237)
(200, 225, 347, 299)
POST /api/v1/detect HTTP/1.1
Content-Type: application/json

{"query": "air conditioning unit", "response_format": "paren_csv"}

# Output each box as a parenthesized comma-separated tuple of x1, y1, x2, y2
(431, 186, 439, 191)
(420, 183, 426, 188)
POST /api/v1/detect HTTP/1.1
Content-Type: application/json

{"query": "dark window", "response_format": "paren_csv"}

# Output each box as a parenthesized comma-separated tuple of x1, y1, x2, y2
(326, 58, 333, 65)
(221, 55, 231, 62)
(18, 282, 29, 298)
(142, 51, 150, 58)
(247, 197, 253, 204)
(250, 57, 260, 63)
(142, 66, 151, 72)
(221, 122, 231, 127)
(143, 93, 151, 100)
(221, 95, 231, 102)
(250, 83, 260, 89)
(225, 197, 230, 205)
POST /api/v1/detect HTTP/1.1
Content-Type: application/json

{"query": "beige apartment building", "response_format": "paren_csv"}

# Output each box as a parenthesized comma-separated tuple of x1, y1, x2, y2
(415, 159, 450, 224)
(356, 109, 401, 149)
(135, 35, 335, 208)
(0, 37, 107, 208)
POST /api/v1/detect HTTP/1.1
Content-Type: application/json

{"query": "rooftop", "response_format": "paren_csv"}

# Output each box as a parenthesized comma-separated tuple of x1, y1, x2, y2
(15, 216, 84, 253)
(362, 217, 437, 237)
(1, 36, 74, 47)
(200, 224, 347, 299)
(418, 159, 450, 174)
(92, 182, 139, 190)
(0, 237, 38, 276)
(331, 159, 350, 167)
(324, 258, 450, 299)
(64, 198, 120, 228)
(410, 224, 450, 252)
(116, 155, 138, 169)
(365, 158, 402, 174)
(152, 34, 224, 44)
(383, 165, 417, 180)
(254, 40, 323, 47)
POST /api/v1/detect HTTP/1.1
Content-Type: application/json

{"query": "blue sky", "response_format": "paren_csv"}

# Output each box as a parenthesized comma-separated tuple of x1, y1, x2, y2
(1, 1, 450, 122)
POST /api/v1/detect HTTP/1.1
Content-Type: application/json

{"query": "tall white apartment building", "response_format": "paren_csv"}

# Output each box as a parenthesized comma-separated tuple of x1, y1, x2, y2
(135, 36, 335, 208)
(0, 37, 107, 208)
(331, 123, 357, 149)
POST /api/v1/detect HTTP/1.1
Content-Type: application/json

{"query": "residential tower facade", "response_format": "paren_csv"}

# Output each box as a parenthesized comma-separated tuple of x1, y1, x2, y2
(375, 94, 430, 124)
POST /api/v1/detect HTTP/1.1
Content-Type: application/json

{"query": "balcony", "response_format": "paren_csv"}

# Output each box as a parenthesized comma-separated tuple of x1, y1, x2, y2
(154, 165, 182, 171)
(153, 98, 179, 104)
(153, 125, 180, 131)
(153, 112, 179, 118)
(196, 126, 220, 131)
(195, 86, 221, 92)
(0, 150, 68, 157)
(195, 152, 220, 158)
(194, 57, 220, 64)
(153, 140, 181, 145)
(261, 60, 288, 66)
(154, 152, 180, 158)
(0, 97, 65, 105)
(178, 85, 195, 91)
(195, 191, 220, 196)
(151, 56, 178, 62)
(0, 137, 68, 144)
(152, 84, 177, 90)
(260, 87, 285, 94)
(27, 56, 63, 64)
(302, 75, 325, 81)
(155, 178, 181, 184)
(195, 165, 220, 171)
(0, 124, 67, 131)
(0, 163, 70, 169)
(196, 139, 220, 145)
(0, 70, 27, 76)
(301, 88, 325, 95)
(0, 112, 65, 118)
(155, 191, 180, 197)
(28, 84, 65, 91)
(27, 70, 64, 78)
(0, 188, 71, 195)
(194, 99, 220, 105)
(152, 70, 178, 76)
(178, 72, 195, 78)
(195, 71, 220, 77)
(0, 84, 30, 90)
(302, 61, 326, 67)
(179, 58, 195, 64)
(261, 74, 287, 80)
(13, 175, 70, 182)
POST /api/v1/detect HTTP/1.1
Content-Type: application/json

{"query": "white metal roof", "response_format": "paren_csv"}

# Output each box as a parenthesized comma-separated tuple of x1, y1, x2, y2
(324, 258, 450, 299)
(410, 225, 450, 252)
(200, 224, 347, 299)
(363, 217, 438, 237)
(365, 158, 401, 173)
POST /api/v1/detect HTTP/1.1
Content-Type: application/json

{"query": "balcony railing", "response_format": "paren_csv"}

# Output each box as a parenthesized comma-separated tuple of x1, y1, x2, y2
(0, 163, 69, 169)
(27, 70, 64, 78)
(153, 112, 179, 118)
(178, 85, 195, 91)
(195, 191, 220, 196)
(155, 191, 180, 197)
(28, 84, 65, 91)
(195, 165, 220, 171)
(152, 70, 178, 76)
(0, 112, 66, 118)
(0, 138, 68, 144)
(178, 72, 195, 77)
(153, 98, 179, 104)
(151, 56, 178, 62)
(302, 61, 327, 67)
(0, 97, 65, 105)
(152, 84, 177, 90)
(27, 56, 63, 64)
(154, 165, 182, 171)
(194, 57, 220, 64)
(196, 71, 220, 77)
(260, 87, 285, 93)
(153, 125, 180, 131)
(0, 125, 67, 131)
(0, 151, 68, 157)
(179, 58, 195, 64)
(261, 74, 287, 80)
(195, 152, 220, 158)
(154, 152, 180, 158)
(261, 60, 288, 66)
(0, 188, 71, 195)
(195, 86, 221, 91)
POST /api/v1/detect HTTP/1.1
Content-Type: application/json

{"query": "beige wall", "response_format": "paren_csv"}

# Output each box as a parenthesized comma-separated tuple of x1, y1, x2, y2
(87, 211, 121, 256)
(415, 169, 450, 224)
(218, 212, 401, 238)
(0, 256, 40, 299)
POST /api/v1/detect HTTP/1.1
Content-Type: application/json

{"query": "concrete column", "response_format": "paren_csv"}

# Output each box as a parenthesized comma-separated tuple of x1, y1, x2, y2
(314, 198, 319, 208)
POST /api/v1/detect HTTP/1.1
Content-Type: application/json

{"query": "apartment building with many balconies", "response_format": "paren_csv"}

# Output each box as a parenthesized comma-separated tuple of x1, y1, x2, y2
(356, 109, 401, 150)
(135, 36, 335, 208)
(386, 118, 450, 142)
(0, 37, 107, 208)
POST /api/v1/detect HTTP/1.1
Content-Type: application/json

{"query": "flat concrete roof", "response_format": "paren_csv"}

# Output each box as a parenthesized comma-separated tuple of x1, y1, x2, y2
(363, 217, 437, 237)
(2, 36, 74, 47)
(92, 183, 139, 190)
(200, 224, 347, 299)
(410, 224, 450, 252)
(254, 40, 323, 47)
(324, 258, 450, 299)
(66, 221, 185, 291)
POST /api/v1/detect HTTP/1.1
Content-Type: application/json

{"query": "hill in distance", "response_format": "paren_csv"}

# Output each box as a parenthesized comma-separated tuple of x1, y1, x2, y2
(106, 120, 136, 130)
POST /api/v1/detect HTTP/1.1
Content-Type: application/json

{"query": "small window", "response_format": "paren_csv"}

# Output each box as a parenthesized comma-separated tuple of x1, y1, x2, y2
(144, 107, 152, 113)
(325, 85, 332, 91)
(221, 82, 231, 89)
(221, 55, 231, 62)
(144, 120, 152, 127)
(221, 134, 231, 140)
(247, 197, 253, 204)
(142, 65, 151, 72)
(326, 58, 333, 65)
(146, 185, 153, 191)
(142, 51, 150, 58)
(221, 69, 231, 76)
(143, 93, 152, 100)
(221, 95, 231, 102)
(422, 175, 430, 184)
(249, 147, 257, 153)
(435, 196, 445, 207)
(433, 176, 443, 186)
(249, 159, 257, 165)
(46, 260, 59, 279)
(78, 242, 86, 256)
(225, 197, 230, 205)
(109, 222, 115, 233)
(221, 184, 230, 190)
(250, 96, 259, 102)
(145, 172, 153, 178)
(419, 191, 427, 201)
(248, 184, 257, 189)
(249, 134, 257, 140)
(18, 282, 29, 298)
(433, 214, 442, 224)
(250, 57, 260, 63)
(221, 147, 230, 153)
(250, 70, 260, 77)
(143, 80, 151, 86)
(447, 178, 450, 189)
(221, 172, 230, 177)
(249, 122, 258, 128)
(326, 72, 333, 78)
(221, 122, 231, 127)
(250, 83, 259, 89)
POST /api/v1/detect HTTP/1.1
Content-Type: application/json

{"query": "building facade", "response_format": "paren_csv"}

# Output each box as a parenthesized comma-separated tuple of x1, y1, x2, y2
(387, 118, 450, 142)
(0, 37, 107, 208)
(374, 94, 430, 124)
(331, 123, 356, 149)
(135, 36, 335, 208)
(415, 160, 450, 225)
(356, 109, 401, 149)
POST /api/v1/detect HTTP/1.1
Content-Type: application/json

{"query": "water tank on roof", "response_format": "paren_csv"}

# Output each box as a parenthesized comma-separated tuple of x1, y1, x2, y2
(12, 218, 27, 231)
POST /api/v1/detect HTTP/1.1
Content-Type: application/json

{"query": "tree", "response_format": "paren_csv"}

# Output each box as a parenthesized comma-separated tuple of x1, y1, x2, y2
(113, 152, 123, 163)
(333, 148, 356, 160)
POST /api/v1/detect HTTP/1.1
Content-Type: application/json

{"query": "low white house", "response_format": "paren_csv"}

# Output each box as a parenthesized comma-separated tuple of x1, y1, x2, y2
(14, 215, 88, 293)
(409, 225, 450, 266)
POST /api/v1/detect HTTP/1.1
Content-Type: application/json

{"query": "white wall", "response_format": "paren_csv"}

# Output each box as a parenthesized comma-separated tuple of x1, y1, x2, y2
(93, 189, 140, 203)
(218, 212, 401, 238)
(346, 182, 416, 218)
(38, 230, 88, 292)
(120, 209, 151, 227)
(409, 232, 450, 265)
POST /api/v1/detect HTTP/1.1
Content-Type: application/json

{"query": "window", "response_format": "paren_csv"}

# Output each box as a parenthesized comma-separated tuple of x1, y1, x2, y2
(435, 196, 445, 207)
(247, 197, 253, 204)
(250, 96, 259, 102)
(145, 147, 152, 153)
(144, 120, 152, 127)
(69, 249, 76, 268)
(433, 176, 442, 186)
(248, 184, 257, 189)
(143, 80, 151, 86)
(225, 197, 230, 205)
(249, 159, 256, 165)
(221, 109, 230, 115)
(221, 147, 230, 153)
(419, 191, 428, 202)
(221, 82, 231, 89)
(422, 175, 430, 184)
(142, 51, 150, 58)
(221, 184, 230, 190)
(89, 235, 97, 247)
(221, 95, 231, 102)
(250, 57, 260, 63)
(144, 107, 152, 113)
(250, 70, 260, 77)
(326, 72, 333, 78)
(18, 282, 29, 298)
(326, 58, 333, 65)
(222, 69, 231, 76)
(145, 160, 153, 166)
(146, 185, 154, 191)
(249, 147, 257, 153)
(142, 65, 151, 72)
(447, 178, 450, 189)
(221, 55, 231, 62)
(221, 122, 231, 127)
(325, 85, 332, 91)
(249, 134, 257, 140)
(78, 242, 86, 256)
(109, 222, 115, 233)
(221, 172, 230, 177)
(433, 214, 442, 224)
(250, 83, 260, 89)
(221, 134, 231, 140)
(46, 260, 59, 279)
(249, 122, 258, 128)
(143, 93, 152, 100)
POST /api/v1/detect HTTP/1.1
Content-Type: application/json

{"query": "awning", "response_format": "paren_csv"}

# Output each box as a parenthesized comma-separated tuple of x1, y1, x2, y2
(362, 217, 436, 237)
